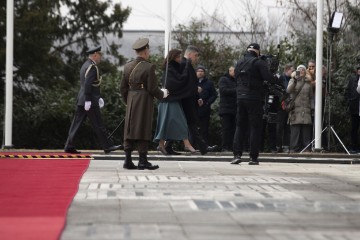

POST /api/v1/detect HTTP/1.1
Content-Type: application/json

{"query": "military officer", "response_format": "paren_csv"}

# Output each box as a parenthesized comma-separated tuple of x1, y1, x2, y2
(120, 38, 169, 170)
(64, 46, 122, 154)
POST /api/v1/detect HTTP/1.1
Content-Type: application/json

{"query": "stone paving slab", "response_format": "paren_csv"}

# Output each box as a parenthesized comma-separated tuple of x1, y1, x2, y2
(61, 160, 360, 240)
(92, 152, 360, 164)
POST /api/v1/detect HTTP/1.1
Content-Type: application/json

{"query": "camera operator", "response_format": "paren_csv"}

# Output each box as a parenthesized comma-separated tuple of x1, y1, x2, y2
(231, 43, 281, 165)
(276, 64, 295, 153)
(262, 81, 281, 153)
(261, 55, 285, 153)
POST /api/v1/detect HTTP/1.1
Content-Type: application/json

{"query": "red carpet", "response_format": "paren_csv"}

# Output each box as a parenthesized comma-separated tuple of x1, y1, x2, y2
(0, 158, 90, 240)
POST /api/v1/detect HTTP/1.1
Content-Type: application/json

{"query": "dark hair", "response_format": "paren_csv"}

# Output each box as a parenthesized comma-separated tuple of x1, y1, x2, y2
(185, 45, 200, 54)
(163, 49, 182, 68)
(284, 63, 294, 71)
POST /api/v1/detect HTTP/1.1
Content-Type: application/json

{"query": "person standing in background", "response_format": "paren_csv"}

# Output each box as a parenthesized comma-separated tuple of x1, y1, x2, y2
(218, 66, 236, 152)
(195, 65, 218, 146)
(276, 63, 294, 153)
(287, 65, 313, 153)
(346, 65, 360, 153)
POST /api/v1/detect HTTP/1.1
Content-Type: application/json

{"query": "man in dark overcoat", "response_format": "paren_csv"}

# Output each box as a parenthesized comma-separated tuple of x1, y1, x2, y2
(218, 66, 237, 151)
(120, 38, 169, 170)
(64, 46, 121, 154)
(179, 45, 216, 155)
(195, 65, 218, 145)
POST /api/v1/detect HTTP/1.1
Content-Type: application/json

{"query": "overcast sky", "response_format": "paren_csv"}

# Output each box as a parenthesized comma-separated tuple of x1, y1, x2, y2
(113, 0, 281, 31)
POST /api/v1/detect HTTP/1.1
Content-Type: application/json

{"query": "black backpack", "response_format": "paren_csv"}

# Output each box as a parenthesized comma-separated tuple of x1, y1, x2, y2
(235, 57, 259, 89)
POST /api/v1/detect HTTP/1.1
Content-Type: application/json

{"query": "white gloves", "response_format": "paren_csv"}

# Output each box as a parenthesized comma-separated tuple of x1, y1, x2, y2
(99, 98, 104, 108)
(161, 89, 169, 98)
(84, 101, 91, 111)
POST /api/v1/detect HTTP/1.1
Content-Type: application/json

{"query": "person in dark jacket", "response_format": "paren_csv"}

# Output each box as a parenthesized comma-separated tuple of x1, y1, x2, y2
(345, 65, 360, 153)
(276, 63, 294, 153)
(231, 43, 279, 165)
(194, 65, 217, 145)
(178, 45, 216, 155)
(218, 66, 236, 151)
(120, 38, 169, 170)
(153, 49, 196, 154)
(64, 46, 121, 154)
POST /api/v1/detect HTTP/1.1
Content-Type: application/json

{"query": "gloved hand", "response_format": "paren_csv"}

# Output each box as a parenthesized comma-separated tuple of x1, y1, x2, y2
(99, 98, 104, 108)
(84, 101, 91, 111)
(161, 89, 169, 98)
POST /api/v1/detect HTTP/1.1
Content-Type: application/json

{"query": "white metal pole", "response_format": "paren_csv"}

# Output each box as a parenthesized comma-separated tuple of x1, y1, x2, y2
(164, 0, 172, 57)
(4, 0, 14, 148)
(314, 0, 324, 150)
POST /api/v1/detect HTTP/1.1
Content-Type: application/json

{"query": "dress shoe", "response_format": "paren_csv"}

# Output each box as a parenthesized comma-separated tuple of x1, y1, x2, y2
(123, 162, 138, 170)
(200, 148, 208, 155)
(207, 145, 218, 152)
(165, 146, 181, 155)
(104, 145, 122, 154)
(231, 155, 242, 164)
(64, 148, 81, 154)
(248, 158, 259, 165)
(138, 161, 159, 170)
(184, 146, 197, 154)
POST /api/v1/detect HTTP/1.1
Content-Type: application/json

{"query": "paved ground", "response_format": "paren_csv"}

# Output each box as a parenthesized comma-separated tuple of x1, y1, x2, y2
(60, 156, 360, 240)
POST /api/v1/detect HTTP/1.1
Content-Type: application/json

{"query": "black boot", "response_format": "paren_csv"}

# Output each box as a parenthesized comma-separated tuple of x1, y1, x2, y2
(248, 157, 259, 165)
(123, 150, 137, 170)
(138, 153, 159, 170)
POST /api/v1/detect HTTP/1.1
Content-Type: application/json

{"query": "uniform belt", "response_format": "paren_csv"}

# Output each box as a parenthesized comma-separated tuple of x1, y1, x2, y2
(129, 83, 144, 90)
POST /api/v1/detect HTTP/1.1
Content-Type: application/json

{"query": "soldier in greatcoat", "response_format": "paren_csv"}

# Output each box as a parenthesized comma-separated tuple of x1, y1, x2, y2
(64, 46, 122, 154)
(120, 38, 169, 170)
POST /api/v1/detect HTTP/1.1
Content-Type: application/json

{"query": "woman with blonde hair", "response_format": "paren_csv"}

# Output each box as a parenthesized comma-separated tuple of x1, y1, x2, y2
(287, 64, 314, 152)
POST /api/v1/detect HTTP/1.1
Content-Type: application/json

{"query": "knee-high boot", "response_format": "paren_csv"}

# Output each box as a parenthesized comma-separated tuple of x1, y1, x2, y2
(123, 150, 137, 170)
(138, 152, 159, 170)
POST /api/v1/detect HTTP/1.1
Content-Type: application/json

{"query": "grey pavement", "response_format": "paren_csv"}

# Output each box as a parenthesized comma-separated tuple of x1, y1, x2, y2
(61, 156, 360, 240)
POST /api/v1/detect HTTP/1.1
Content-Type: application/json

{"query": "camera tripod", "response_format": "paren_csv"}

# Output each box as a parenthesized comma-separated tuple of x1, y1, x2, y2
(301, 31, 350, 154)
(301, 93, 350, 154)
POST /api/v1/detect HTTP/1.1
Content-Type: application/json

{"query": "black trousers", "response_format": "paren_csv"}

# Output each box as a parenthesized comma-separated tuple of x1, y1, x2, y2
(350, 114, 360, 150)
(276, 109, 290, 148)
(220, 114, 236, 150)
(199, 111, 211, 145)
(233, 99, 263, 160)
(261, 120, 277, 151)
(65, 105, 113, 150)
(182, 96, 207, 152)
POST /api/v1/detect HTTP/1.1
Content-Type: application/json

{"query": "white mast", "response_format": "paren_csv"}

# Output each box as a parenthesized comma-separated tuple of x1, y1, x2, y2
(4, 0, 14, 148)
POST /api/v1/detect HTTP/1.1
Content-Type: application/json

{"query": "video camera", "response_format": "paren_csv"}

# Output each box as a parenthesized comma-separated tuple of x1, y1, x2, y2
(260, 54, 286, 99)
(260, 54, 287, 122)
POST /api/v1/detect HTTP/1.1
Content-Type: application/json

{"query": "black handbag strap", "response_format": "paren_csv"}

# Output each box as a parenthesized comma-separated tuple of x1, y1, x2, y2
(290, 81, 305, 102)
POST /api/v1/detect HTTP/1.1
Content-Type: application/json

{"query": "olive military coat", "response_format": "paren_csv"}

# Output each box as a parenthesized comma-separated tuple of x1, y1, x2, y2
(120, 57, 164, 141)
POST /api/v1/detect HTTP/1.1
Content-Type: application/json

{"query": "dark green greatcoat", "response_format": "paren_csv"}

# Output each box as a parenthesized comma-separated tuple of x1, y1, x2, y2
(120, 57, 164, 141)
